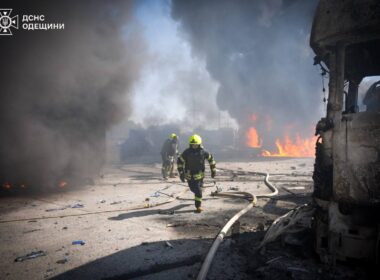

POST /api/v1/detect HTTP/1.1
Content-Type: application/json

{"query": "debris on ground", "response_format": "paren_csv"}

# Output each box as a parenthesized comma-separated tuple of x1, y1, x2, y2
(71, 240, 85, 246)
(46, 207, 67, 212)
(215, 185, 223, 193)
(158, 210, 175, 215)
(286, 186, 305, 190)
(287, 266, 309, 273)
(259, 204, 315, 248)
(71, 203, 84, 208)
(166, 223, 187, 227)
(165, 241, 174, 248)
(150, 192, 160, 198)
(99, 199, 106, 203)
(23, 229, 42, 234)
(229, 186, 240, 191)
(156, 191, 174, 197)
(257, 223, 265, 231)
(266, 256, 283, 264)
(14, 251, 46, 262)
(110, 201, 122, 205)
(56, 257, 68, 264)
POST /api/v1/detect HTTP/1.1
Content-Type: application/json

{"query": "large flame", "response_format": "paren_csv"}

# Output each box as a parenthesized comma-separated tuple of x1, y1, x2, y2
(246, 127, 262, 148)
(261, 135, 316, 157)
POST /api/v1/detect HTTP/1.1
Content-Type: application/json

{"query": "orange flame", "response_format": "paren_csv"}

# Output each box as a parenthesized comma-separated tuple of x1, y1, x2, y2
(2, 182, 12, 189)
(261, 135, 316, 157)
(246, 127, 262, 148)
(58, 181, 68, 188)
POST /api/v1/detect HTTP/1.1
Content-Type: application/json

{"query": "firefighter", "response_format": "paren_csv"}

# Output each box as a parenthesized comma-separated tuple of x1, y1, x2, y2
(177, 134, 216, 213)
(161, 133, 179, 179)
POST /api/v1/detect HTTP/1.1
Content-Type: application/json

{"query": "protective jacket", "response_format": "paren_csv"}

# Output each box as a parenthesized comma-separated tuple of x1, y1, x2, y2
(177, 146, 216, 180)
(161, 138, 178, 158)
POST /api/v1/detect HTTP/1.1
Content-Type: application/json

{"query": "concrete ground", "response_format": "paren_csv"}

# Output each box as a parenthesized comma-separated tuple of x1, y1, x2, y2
(0, 158, 369, 279)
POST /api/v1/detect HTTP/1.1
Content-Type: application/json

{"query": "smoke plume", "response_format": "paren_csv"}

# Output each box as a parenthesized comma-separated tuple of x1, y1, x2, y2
(0, 1, 146, 189)
(171, 0, 321, 149)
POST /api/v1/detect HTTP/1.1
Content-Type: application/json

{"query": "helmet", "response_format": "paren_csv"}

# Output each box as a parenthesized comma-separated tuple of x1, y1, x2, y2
(189, 134, 202, 145)
(170, 133, 177, 139)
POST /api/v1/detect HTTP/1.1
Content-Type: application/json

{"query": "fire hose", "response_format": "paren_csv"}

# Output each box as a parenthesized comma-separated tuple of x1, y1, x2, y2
(196, 171, 278, 280)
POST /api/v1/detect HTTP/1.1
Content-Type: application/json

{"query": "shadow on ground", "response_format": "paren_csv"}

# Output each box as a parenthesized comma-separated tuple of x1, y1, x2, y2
(50, 237, 211, 280)
(108, 204, 192, 221)
(50, 230, 372, 280)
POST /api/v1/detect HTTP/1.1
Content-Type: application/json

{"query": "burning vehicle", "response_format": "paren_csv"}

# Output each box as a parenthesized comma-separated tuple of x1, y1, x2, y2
(311, 0, 380, 263)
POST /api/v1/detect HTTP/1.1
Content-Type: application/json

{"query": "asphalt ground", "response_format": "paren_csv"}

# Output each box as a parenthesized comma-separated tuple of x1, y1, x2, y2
(0, 158, 340, 280)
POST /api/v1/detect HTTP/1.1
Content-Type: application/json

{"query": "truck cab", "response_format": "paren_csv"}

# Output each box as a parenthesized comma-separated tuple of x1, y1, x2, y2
(310, 0, 380, 263)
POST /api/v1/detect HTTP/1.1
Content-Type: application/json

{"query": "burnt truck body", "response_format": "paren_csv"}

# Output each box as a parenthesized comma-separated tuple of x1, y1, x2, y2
(310, 0, 380, 263)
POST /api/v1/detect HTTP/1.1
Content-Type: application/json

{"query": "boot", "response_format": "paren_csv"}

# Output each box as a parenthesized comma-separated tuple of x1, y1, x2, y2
(195, 207, 203, 213)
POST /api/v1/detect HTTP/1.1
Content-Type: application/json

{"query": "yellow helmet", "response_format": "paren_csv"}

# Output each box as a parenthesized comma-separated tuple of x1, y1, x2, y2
(189, 134, 202, 145)
(170, 133, 177, 139)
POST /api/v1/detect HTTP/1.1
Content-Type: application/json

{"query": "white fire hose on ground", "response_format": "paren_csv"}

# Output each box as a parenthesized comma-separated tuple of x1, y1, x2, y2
(196, 171, 278, 280)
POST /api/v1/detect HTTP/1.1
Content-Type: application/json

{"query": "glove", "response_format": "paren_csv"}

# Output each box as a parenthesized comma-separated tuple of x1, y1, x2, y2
(180, 173, 185, 182)
(211, 170, 216, 178)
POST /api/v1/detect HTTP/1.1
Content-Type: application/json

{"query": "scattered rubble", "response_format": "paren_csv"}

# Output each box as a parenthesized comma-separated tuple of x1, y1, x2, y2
(46, 207, 67, 212)
(56, 257, 68, 264)
(165, 241, 174, 248)
(110, 201, 122, 205)
(150, 192, 160, 198)
(71, 203, 84, 209)
(72, 240, 85, 246)
(14, 251, 46, 262)
(22, 229, 42, 234)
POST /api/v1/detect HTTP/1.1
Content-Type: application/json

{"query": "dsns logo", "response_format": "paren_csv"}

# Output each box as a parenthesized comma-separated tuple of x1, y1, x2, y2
(0, 9, 18, 35)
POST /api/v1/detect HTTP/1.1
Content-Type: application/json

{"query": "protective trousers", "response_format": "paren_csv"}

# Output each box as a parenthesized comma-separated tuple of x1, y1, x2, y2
(161, 155, 170, 178)
(188, 179, 203, 208)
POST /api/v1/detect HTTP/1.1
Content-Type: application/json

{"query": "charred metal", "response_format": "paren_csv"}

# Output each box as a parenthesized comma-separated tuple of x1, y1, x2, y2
(311, 0, 380, 264)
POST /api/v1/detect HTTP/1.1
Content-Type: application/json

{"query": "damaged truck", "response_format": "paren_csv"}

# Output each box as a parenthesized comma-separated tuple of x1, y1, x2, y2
(311, 0, 380, 264)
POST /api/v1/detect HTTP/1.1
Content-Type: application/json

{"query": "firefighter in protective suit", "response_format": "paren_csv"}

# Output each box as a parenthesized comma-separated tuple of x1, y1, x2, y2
(161, 133, 179, 179)
(177, 134, 216, 213)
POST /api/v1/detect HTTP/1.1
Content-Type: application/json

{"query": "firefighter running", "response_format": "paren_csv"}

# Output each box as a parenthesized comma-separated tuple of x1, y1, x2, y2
(177, 134, 216, 213)
(161, 133, 179, 180)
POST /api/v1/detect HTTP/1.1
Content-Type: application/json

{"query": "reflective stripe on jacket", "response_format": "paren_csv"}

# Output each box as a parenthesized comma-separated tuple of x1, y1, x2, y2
(177, 146, 215, 180)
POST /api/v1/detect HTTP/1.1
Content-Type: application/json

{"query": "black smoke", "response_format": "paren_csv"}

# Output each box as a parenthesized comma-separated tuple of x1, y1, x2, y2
(0, 1, 146, 189)
(171, 0, 321, 149)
